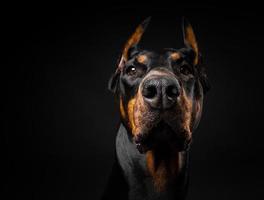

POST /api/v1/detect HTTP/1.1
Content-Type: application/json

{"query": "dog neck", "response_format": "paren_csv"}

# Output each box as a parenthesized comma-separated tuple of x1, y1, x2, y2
(116, 123, 189, 200)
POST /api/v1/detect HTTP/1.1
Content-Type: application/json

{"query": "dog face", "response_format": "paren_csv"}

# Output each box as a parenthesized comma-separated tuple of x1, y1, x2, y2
(109, 18, 210, 153)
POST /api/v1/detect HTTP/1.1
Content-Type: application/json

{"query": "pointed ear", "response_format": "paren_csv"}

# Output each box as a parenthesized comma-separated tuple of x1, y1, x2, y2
(117, 17, 151, 70)
(182, 17, 199, 66)
(110, 17, 151, 93)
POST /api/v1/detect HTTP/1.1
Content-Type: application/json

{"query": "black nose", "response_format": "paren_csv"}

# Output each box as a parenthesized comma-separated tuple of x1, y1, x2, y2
(142, 77, 180, 109)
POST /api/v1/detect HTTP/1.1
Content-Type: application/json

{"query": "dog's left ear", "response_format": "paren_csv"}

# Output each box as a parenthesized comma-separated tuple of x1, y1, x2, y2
(182, 18, 199, 66)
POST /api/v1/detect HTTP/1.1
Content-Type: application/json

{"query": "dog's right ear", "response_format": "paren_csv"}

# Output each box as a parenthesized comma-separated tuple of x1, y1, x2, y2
(108, 17, 151, 93)
(120, 17, 151, 64)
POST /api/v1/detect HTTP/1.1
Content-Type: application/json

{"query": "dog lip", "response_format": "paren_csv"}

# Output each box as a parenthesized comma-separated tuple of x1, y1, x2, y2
(134, 121, 192, 153)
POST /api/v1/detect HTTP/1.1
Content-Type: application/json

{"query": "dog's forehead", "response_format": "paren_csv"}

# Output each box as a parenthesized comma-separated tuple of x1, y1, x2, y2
(139, 49, 175, 58)
(135, 49, 183, 68)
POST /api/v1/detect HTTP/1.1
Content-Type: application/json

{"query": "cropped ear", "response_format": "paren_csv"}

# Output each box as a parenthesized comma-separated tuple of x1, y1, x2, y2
(117, 17, 151, 70)
(182, 17, 199, 66)
(109, 17, 151, 93)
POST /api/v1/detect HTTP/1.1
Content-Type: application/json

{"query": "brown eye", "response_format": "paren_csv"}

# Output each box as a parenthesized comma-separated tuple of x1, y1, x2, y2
(126, 66, 137, 76)
(126, 65, 146, 77)
(180, 65, 192, 75)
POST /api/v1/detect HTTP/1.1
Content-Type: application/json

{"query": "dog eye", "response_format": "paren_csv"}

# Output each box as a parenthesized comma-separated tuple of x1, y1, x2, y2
(126, 65, 146, 77)
(179, 65, 192, 76)
(126, 66, 137, 76)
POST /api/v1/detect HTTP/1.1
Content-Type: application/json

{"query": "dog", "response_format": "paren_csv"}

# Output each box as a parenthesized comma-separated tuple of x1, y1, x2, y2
(102, 17, 210, 200)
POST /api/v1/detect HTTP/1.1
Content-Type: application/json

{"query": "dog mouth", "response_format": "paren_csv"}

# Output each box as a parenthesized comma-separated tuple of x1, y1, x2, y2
(134, 120, 192, 154)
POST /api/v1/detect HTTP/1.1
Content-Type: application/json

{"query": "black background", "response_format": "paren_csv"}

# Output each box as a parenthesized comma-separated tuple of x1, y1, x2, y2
(4, 2, 264, 200)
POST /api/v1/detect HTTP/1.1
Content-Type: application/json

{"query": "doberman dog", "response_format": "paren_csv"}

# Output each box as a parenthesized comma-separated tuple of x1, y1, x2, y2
(102, 17, 210, 200)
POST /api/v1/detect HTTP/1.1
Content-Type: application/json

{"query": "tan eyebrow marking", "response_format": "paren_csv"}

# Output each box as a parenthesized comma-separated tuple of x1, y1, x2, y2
(137, 54, 148, 64)
(170, 52, 181, 61)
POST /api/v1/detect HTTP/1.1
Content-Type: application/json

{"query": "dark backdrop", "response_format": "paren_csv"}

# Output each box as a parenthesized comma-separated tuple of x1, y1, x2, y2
(4, 2, 264, 200)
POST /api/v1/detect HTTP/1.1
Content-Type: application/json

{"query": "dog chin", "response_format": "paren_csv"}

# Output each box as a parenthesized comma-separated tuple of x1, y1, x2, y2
(134, 121, 192, 154)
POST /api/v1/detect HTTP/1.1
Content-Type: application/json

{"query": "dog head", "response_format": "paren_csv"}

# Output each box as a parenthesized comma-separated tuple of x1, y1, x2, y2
(109, 17, 210, 154)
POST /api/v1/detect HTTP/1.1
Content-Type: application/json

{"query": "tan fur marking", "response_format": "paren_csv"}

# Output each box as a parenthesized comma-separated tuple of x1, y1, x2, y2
(170, 150, 181, 176)
(146, 151, 167, 192)
(127, 98, 137, 135)
(137, 54, 148, 63)
(123, 26, 144, 61)
(127, 90, 151, 137)
(119, 97, 126, 120)
(184, 24, 199, 65)
(133, 91, 148, 136)
(146, 150, 181, 192)
(146, 150, 155, 175)
(170, 52, 181, 61)
(179, 90, 193, 139)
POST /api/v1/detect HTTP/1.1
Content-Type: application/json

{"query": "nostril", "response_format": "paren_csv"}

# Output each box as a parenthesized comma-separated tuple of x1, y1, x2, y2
(166, 85, 179, 99)
(143, 85, 157, 99)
